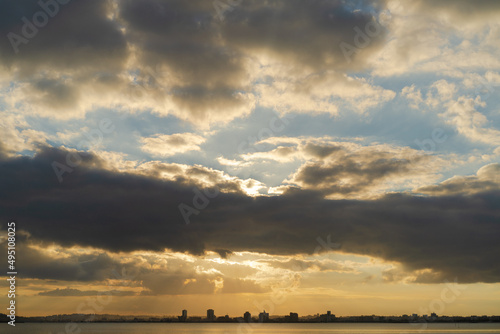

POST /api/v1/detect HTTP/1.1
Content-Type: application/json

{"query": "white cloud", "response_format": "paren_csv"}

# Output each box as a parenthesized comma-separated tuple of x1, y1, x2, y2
(401, 84, 423, 109)
(416, 163, 500, 196)
(257, 71, 395, 115)
(443, 96, 500, 146)
(140, 133, 206, 157)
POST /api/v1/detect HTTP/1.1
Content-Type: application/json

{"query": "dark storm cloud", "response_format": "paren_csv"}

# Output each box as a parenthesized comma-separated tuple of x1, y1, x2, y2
(1, 146, 499, 283)
(416, 164, 500, 196)
(118, 0, 244, 85)
(0, 0, 127, 72)
(0, 0, 129, 118)
(274, 141, 436, 198)
(221, 0, 387, 70)
(117, 0, 254, 121)
(0, 235, 134, 282)
(292, 156, 418, 195)
(0, 0, 387, 121)
(1, 0, 385, 72)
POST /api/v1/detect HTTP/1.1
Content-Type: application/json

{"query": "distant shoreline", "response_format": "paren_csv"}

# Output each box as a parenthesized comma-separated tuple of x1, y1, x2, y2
(3, 313, 500, 324)
(3, 321, 500, 325)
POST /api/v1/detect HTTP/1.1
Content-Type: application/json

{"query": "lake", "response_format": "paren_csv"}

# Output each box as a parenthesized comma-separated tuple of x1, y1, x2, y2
(3, 323, 500, 334)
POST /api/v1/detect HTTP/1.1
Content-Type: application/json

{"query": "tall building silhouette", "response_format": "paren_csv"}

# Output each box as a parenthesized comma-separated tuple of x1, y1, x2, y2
(244, 311, 251, 323)
(178, 309, 187, 322)
(207, 309, 216, 321)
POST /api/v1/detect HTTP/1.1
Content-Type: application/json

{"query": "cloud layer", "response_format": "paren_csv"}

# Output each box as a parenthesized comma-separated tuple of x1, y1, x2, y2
(1, 146, 499, 284)
(0, 0, 390, 125)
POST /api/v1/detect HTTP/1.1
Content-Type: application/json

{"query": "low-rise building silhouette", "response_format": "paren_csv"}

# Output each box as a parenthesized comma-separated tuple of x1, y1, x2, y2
(320, 310, 335, 322)
(285, 312, 299, 322)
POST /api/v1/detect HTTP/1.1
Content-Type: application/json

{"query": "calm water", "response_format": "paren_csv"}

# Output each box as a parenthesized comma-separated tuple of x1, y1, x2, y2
(3, 323, 500, 334)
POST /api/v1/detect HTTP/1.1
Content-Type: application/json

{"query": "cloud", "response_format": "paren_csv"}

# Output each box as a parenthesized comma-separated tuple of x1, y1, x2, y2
(140, 272, 216, 295)
(263, 258, 354, 273)
(1, 145, 500, 283)
(370, 1, 500, 76)
(416, 163, 500, 196)
(220, 278, 268, 294)
(443, 96, 500, 146)
(134, 160, 266, 196)
(0, 113, 52, 155)
(241, 146, 299, 163)
(0, 0, 389, 125)
(0, 0, 127, 71)
(401, 85, 424, 109)
(221, 0, 387, 71)
(257, 71, 395, 116)
(38, 288, 136, 297)
(0, 234, 136, 282)
(238, 138, 444, 199)
(289, 146, 439, 199)
(414, 0, 500, 25)
(140, 133, 206, 157)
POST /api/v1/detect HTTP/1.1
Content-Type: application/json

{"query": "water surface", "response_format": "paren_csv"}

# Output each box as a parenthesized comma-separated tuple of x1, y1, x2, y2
(4, 322, 500, 334)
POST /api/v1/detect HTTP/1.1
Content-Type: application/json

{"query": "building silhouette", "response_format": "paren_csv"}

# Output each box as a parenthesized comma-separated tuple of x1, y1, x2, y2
(258, 310, 269, 323)
(207, 309, 216, 321)
(320, 310, 335, 322)
(178, 310, 187, 322)
(244, 311, 252, 323)
(285, 312, 299, 322)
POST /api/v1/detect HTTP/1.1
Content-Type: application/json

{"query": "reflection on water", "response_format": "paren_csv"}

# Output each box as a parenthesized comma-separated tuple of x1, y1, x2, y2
(4, 323, 500, 334)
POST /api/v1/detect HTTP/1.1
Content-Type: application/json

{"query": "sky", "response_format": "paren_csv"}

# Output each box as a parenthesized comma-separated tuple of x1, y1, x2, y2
(0, 0, 500, 318)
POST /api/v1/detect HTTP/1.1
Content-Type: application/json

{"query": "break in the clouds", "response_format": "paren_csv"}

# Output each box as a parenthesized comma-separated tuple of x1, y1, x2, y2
(1, 0, 500, 317)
